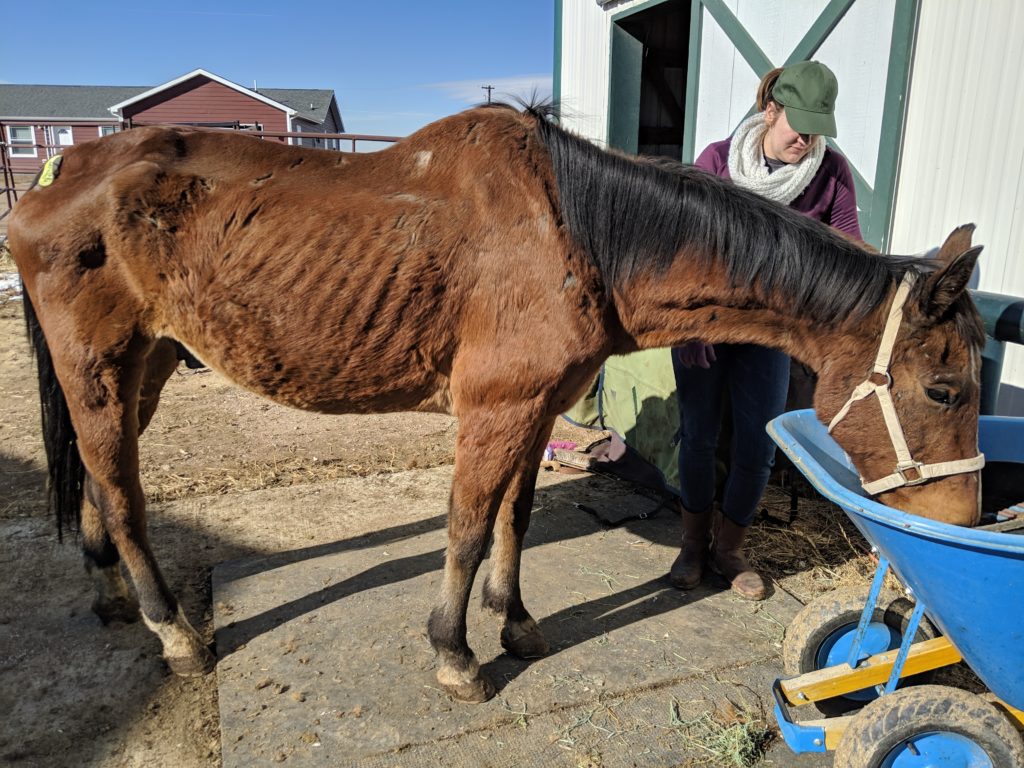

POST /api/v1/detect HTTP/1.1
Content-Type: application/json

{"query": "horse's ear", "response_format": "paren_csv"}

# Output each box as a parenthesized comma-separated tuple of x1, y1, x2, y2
(935, 223, 976, 264)
(918, 244, 982, 321)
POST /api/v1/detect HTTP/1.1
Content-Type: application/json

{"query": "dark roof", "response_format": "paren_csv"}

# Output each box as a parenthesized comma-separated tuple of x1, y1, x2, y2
(0, 83, 339, 125)
(0, 85, 146, 120)
(257, 89, 336, 124)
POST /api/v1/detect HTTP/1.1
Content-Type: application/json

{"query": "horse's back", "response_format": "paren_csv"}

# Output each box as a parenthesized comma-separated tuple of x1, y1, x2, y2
(9, 109, 608, 416)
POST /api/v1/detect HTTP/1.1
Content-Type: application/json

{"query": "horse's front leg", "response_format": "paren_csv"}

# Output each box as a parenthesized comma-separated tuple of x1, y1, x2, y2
(427, 404, 546, 702)
(480, 418, 554, 659)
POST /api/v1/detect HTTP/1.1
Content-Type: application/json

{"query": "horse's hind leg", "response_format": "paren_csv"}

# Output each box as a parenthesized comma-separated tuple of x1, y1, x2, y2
(481, 418, 554, 659)
(83, 340, 179, 626)
(428, 402, 548, 702)
(58, 335, 213, 675)
(82, 476, 138, 624)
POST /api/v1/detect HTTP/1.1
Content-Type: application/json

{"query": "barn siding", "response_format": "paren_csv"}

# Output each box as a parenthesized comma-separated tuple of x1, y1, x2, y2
(293, 117, 326, 148)
(557, 0, 622, 144)
(124, 77, 289, 132)
(890, 0, 1024, 413)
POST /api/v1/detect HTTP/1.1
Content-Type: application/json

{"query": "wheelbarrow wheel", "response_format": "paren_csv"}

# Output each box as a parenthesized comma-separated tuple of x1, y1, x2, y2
(834, 685, 1024, 768)
(783, 587, 938, 716)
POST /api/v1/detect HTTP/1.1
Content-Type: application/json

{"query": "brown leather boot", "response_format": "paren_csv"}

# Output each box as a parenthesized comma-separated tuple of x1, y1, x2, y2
(669, 505, 712, 589)
(711, 516, 766, 601)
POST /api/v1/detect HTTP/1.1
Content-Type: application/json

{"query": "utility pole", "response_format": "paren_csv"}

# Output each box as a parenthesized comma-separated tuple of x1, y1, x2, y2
(481, 85, 495, 103)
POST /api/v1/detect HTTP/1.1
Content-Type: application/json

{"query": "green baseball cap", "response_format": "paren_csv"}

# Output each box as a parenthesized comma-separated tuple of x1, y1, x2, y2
(772, 60, 838, 138)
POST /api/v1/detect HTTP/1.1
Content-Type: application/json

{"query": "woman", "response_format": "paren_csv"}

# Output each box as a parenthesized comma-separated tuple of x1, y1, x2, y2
(670, 60, 861, 600)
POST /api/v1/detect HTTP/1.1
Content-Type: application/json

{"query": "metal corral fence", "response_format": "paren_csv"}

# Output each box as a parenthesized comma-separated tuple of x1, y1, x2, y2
(0, 124, 401, 225)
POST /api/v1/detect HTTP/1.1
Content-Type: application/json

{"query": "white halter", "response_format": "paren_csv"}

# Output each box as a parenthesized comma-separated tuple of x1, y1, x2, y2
(827, 272, 985, 496)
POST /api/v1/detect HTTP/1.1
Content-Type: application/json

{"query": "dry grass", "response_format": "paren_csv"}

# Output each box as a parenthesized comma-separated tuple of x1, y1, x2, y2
(142, 451, 456, 504)
(0, 242, 18, 304)
(746, 482, 886, 604)
(664, 698, 771, 767)
(138, 413, 595, 504)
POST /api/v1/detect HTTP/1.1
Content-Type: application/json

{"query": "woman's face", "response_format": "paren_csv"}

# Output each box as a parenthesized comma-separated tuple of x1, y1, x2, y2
(763, 103, 816, 164)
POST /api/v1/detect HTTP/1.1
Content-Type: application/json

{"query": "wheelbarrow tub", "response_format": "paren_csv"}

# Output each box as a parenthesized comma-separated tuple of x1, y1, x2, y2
(768, 411, 1024, 707)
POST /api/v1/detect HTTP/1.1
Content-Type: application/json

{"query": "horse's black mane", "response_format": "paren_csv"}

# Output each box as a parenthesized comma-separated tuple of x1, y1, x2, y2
(527, 105, 931, 327)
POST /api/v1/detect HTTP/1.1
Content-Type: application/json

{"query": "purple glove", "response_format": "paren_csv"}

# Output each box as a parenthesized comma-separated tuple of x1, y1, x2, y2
(675, 341, 717, 369)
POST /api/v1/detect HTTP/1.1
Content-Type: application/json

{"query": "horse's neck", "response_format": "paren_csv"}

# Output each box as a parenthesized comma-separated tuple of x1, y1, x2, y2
(611, 261, 885, 374)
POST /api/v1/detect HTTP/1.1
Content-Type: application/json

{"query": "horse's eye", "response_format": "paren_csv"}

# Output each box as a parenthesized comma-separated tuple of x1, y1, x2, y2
(926, 387, 955, 405)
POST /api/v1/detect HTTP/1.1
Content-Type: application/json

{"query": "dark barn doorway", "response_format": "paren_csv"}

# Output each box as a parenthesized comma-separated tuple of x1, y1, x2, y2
(609, 0, 690, 160)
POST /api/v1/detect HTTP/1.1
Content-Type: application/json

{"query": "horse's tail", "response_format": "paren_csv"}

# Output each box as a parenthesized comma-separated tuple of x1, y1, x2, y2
(23, 285, 84, 541)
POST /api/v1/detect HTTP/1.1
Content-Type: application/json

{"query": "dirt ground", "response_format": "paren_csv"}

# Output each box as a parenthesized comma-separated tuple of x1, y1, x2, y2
(0, 281, 616, 768)
(0, 259, 880, 767)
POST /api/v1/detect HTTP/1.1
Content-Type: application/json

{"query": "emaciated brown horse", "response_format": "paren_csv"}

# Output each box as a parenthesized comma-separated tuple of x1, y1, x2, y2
(8, 104, 985, 702)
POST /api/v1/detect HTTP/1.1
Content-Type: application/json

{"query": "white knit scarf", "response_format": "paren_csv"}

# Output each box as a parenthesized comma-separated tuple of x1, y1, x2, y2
(727, 112, 825, 204)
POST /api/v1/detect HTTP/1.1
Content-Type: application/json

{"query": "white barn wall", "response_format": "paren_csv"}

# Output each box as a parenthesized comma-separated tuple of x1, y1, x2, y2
(558, 0, 633, 144)
(813, 0, 896, 189)
(890, 0, 1024, 414)
(693, 2, 764, 154)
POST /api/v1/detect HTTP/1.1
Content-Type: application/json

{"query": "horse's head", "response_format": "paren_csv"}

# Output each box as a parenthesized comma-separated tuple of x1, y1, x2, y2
(817, 225, 985, 525)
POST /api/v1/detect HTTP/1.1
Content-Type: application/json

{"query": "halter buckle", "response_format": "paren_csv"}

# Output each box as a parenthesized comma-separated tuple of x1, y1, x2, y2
(895, 461, 927, 486)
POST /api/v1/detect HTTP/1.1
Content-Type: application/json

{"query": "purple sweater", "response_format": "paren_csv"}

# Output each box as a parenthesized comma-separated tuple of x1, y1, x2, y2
(695, 139, 862, 240)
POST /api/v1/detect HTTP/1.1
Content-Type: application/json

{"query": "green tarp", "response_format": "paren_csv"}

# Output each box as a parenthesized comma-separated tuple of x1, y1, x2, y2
(566, 350, 818, 501)
(565, 348, 681, 493)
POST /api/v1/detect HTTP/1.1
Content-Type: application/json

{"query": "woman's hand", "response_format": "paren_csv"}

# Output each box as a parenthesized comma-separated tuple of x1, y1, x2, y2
(675, 341, 717, 369)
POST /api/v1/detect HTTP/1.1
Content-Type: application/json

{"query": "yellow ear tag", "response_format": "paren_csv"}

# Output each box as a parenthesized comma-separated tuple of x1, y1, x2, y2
(38, 155, 63, 187)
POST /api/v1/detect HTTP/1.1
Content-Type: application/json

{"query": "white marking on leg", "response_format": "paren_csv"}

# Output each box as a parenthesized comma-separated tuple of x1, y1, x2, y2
(142, 605, 206, 661)
(436, 656, 480, 687)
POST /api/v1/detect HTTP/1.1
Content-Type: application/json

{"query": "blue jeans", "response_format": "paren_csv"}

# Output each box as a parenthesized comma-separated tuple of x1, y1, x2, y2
(673, 344, 790, 527)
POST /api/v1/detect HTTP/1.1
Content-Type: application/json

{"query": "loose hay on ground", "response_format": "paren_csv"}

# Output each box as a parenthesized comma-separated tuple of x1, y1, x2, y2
(664, 698, 772, 767)
(748, 483, 884, 604)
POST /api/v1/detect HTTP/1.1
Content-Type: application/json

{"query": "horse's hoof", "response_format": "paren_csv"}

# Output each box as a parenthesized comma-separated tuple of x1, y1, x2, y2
(167, 646, 217, 677)
(443, 674, 496, 703)
(92, 596, 141, 625)
(501, 623, 550, 659)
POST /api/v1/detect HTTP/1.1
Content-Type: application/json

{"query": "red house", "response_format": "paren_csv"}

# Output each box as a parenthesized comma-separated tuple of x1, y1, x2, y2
(1, 69, 345, 173)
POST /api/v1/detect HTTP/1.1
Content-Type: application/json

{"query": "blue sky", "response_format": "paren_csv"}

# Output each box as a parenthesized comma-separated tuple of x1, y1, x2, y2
(0, 1, 554, 137)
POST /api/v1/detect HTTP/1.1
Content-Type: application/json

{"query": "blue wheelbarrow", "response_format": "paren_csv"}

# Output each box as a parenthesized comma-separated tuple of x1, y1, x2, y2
(767, 410, 1024, 767)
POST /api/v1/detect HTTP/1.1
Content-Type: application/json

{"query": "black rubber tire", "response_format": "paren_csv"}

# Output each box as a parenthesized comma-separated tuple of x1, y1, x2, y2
(782, 587, 937, 716)
(834, 685, 1024, 768)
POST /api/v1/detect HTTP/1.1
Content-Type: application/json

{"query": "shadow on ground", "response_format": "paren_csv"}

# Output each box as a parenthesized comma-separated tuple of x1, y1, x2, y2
(221, 480, 750, 681)
(0, 450, 271, 766)
(209, 468, 858, 766)
(1, 452, 861, 768)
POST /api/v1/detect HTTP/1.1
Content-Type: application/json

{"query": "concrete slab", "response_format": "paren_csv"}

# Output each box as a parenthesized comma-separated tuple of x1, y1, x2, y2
(211, 468, 830, 767)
